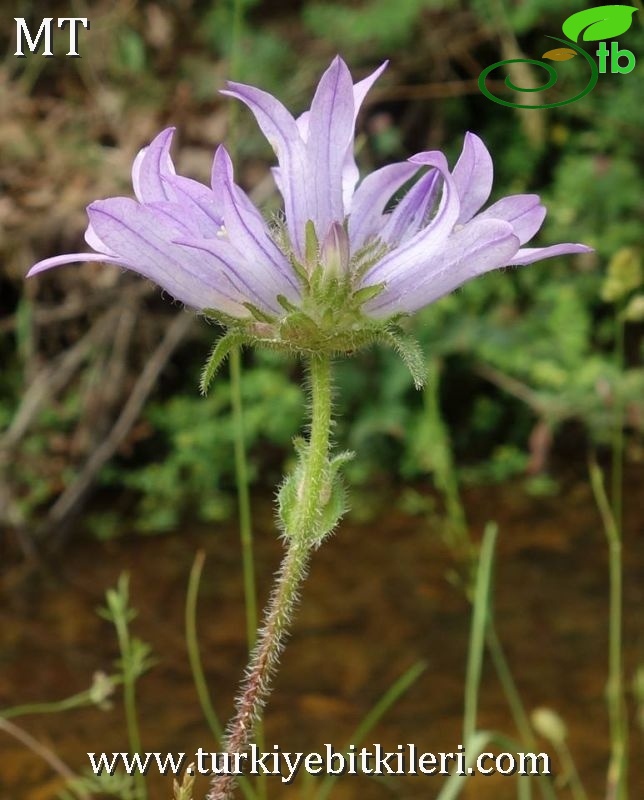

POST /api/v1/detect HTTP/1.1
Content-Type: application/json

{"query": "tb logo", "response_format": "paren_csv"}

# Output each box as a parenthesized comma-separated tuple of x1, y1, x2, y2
(479, 4, 639, 109)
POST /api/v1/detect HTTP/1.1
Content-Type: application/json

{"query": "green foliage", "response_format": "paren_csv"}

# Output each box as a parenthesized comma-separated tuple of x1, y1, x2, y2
(105, 351, 304, 532)
(304, 0, 453, 52)
(59, 771, 138, 800)
(3, 0, 642, 536)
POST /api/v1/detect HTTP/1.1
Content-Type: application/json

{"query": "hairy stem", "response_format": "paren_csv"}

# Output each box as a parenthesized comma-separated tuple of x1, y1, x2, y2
(208, 355, 333, 800)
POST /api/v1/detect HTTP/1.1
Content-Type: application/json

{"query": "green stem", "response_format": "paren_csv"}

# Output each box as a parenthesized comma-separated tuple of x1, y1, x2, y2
(554, 740, 589, 800)
(589, 460, 627, 800)
(226, 0, 263, 790)
(0, 686, 112, 721)
(485, 625, 558, 800)
(425, 359, 468, 551)
(186, 551, 225, 745)
(113, 613, 146, 800)
(208, 355, 333, 800)
(463, 522, 498, 745)
(186, 552, 256, 800)
(611, 308, 625, 534)
(314, 660, 426, 800)
(229, 347, 258, 650)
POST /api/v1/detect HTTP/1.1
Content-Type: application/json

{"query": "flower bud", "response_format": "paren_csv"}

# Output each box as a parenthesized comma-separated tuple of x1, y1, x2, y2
(320, 222, 350, 281)
(531, 706, 568, 745)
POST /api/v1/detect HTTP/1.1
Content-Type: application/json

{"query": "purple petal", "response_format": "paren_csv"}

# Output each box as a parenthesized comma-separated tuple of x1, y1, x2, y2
(27, 252, 127, 277)
(341, 60, 388, 208)
(131, 128, 176, 203)
(365, 219, 520, 317)
(88, 198, 248, 313)
(509, 243, 593, 266)
(85, 221, 118, 255)
(160, 173, 224, 235)
(366, 151, 460, 286)
(407, 151, 460, 240)
(349, 161, 420, 249)
(365, 151, 459, 285)
(452, 132, 493, 224)
(144, 200, 205, 237)
(221, 82, 308, 257)
(174, 237, 289, 316)
(352, 61, 387, 117)
(379, 169, 440, 246)
(211, 146, 299, 296)
(477, 194, 545, 245)
(305, 56, 355, 237)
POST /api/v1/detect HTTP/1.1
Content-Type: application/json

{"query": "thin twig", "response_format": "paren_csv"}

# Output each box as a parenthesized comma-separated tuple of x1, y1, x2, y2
(0, 717, 91, 799)
(0, 308, 119, 451)
(0, 282, 152, 334)
(47, 312, 193, 540)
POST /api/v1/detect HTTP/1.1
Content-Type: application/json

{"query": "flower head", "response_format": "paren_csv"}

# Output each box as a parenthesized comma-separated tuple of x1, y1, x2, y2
(28, 57, 590, 382)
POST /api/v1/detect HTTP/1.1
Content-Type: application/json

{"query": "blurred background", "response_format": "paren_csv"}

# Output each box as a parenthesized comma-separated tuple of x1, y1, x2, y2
(0, 1, 643, 799)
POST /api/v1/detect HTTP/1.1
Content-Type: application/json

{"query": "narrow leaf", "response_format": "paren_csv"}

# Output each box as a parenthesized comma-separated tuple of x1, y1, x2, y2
(382, 328, 427, 389)
(315, 661, 426, 800)
(200, 332, 247, 395)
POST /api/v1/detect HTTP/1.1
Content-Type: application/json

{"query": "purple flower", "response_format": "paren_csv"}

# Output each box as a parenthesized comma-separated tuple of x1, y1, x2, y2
(28, 57, 590, 343)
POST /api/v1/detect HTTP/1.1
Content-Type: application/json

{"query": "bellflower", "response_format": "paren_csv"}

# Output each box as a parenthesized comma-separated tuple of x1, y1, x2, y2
(28, 56, 590, 382)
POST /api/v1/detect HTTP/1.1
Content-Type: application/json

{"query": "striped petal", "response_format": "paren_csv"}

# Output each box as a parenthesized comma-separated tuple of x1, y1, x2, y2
(132, 128, 176, 203)
(509, 243, 593, 266)
(349, 162, 420, 250)
(211, 146, 298, 296)
(87, 198, 248, 313)
(305, 56, 355, 238)
(452, 132, 493, 224)
(221, 81, 308, 257)
(365, 219, 520, 316)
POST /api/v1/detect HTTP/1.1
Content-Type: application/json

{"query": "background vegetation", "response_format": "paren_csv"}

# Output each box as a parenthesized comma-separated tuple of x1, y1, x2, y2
(0, 1, 642, 547)
(1, 3, 643, 800)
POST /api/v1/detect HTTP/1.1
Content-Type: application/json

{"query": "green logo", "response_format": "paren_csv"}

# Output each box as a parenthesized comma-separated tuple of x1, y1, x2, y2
(479, 5, 638, 109)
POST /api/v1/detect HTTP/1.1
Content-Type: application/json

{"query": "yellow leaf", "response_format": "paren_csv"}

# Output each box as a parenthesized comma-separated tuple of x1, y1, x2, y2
(542, 48, 577, 61)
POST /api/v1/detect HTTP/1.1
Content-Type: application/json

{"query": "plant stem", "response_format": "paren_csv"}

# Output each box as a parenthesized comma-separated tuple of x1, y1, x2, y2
(589, 460, 627, 800)
(0, 717, 88, 797)
(463, 522, 498, 745)
(208, 355, 333, 800)
(425, 359, 468, 551)
(229, 348, 259, 651)
(611, 307, 625, 534)
(113, 611, 146, 800)
(222, 0, 258, 657)
(186, 552, 256, 800)
(484, 625, 558, 800)
(225, 1, 263, 791)
(186, 551, 224, 745)
(0, 685, 112, 721)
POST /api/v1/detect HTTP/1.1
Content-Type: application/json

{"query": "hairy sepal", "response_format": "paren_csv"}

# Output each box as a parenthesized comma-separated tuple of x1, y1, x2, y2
(277, 447, 354, 546)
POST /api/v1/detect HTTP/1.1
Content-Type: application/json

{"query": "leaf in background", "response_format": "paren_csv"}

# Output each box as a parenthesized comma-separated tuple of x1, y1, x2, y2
(542, 47, 578, 61)
(115, 28, 146, 73)
(562, 6, 637, 43)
